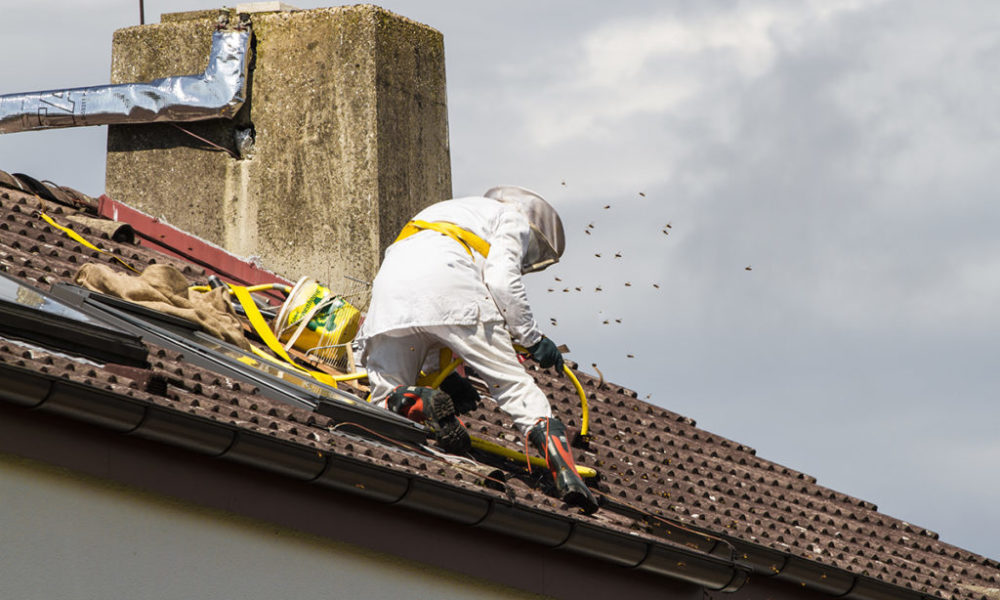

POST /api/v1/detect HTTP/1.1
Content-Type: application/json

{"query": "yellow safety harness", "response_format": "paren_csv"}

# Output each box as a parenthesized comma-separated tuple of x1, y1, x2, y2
(395, 220, 491, 258)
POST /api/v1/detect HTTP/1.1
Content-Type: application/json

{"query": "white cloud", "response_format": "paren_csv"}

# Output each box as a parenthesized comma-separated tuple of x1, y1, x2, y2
(521, 1, 882, 147)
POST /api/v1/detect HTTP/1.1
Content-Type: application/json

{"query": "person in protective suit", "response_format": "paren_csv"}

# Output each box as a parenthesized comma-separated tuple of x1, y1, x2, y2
(358, 185, 599, 514)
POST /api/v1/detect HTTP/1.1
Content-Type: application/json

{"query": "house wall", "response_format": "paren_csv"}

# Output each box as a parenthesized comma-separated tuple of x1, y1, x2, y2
(0, 452, 539, 600)
(0, 401, 706, 600)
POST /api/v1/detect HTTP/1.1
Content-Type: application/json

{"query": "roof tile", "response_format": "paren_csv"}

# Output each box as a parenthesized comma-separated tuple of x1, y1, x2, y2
(0, 179, 997, 599)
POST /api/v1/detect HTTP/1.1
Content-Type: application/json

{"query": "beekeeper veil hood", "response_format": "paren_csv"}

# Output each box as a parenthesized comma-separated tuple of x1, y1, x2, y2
(484, 185, 565, 273)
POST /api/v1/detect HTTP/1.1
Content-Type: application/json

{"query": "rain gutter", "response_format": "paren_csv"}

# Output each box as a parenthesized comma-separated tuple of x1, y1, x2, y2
(608, 496, 934, 600)
(0, 363, 746, 593)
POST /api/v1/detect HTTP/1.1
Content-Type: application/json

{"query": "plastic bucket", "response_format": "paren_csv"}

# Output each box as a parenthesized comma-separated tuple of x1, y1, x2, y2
(272, 276, 361, 365)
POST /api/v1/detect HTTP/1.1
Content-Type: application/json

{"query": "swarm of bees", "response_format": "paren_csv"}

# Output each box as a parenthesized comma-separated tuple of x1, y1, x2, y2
(541, 188, 753, 369)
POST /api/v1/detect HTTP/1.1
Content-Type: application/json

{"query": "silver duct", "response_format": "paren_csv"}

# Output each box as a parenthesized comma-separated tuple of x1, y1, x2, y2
(0, 29, 250, 135)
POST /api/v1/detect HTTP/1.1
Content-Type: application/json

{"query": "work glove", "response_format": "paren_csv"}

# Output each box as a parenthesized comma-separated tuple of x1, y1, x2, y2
(439, 372, 480, 415)
(527, 336, 564, 372)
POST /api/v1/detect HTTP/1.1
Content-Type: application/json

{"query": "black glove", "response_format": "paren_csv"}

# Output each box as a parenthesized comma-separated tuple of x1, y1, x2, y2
(439, 372, 480, 414)
(527, 337, 564, 372)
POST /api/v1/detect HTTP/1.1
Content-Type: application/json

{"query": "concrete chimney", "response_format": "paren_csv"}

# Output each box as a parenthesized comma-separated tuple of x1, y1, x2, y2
(105, 5, 452, 291)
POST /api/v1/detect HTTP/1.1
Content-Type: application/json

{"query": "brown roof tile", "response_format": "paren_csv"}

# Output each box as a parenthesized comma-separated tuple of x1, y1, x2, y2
(0, 178, 997, 599)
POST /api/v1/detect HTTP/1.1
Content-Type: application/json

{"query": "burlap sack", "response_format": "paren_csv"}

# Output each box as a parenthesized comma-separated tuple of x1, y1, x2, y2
(75, 263, 251, 351)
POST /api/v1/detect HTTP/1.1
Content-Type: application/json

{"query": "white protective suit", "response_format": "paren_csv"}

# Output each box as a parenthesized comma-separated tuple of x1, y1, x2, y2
(358, 191, 561, 433)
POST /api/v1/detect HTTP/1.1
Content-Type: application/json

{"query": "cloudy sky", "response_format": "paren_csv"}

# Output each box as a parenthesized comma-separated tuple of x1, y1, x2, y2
(1, 0, 997, 559)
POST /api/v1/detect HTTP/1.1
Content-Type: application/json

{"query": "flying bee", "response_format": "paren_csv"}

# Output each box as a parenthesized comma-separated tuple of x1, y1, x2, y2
(639, 192, 646, 197)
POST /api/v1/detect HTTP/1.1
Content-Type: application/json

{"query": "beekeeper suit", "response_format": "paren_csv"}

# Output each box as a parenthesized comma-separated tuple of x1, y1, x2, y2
(360, 186, 600, 514)
(358, 185, 564, 434)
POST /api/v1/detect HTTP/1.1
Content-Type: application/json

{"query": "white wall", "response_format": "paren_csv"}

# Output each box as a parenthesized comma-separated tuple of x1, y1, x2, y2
(0, 452, 544, 600)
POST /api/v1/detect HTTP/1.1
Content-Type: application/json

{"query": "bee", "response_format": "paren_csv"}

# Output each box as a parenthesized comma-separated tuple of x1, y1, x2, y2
(615, 319, 622, 323)
(555, 276, 562, 281)
(625, 282, 632, 287)
(627, 354, 635, 359)
(562, 288, 570, 292)
(585, 230, 591, 235)
(594, 253, 602, 258)
(561, 180, 567, 186)
(653, 283, 660, 289)
(603, 204, 611, 209)
(602, 320, 609, 325)
(665, 222, 672, 229)
(574, 287, 582, 291)
(595, 286, 603, 292)
(587, 222, 595, 229)
(614, 252, 622, 258)
(639, 192, 646, 197)
(745, 265, 752, 271)
(547, 288, 554, 292)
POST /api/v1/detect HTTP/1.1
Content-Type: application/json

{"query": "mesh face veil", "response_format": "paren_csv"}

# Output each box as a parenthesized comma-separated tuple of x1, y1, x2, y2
(484, 186, 565, 273)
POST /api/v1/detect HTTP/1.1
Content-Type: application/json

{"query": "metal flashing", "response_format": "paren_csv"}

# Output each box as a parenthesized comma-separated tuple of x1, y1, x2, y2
(0, 273, 148, 366)
(96, 195, 292, 303)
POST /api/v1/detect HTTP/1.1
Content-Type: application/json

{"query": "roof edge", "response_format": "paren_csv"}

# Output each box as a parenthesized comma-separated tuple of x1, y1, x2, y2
(0, 364, 746, 593)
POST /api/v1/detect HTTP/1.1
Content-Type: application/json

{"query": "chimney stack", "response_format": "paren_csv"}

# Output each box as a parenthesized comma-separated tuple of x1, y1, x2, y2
(105, 4, 452, 291)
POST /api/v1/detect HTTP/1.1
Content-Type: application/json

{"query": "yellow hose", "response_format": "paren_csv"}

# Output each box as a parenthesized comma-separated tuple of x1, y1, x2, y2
(563, 365, 589, 437)
(471, 436, 597, 478)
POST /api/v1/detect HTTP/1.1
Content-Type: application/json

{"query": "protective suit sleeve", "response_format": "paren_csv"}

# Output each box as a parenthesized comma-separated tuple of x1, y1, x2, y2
(482, 211, 544, 348)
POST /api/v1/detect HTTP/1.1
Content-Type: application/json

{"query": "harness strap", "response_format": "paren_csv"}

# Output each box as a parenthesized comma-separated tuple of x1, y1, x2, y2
(394, 220, 491, 258)
(39, 211, 140, 273)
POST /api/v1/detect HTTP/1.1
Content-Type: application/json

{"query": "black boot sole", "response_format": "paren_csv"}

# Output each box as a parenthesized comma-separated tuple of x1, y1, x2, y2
(426, 392, 471, 454)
